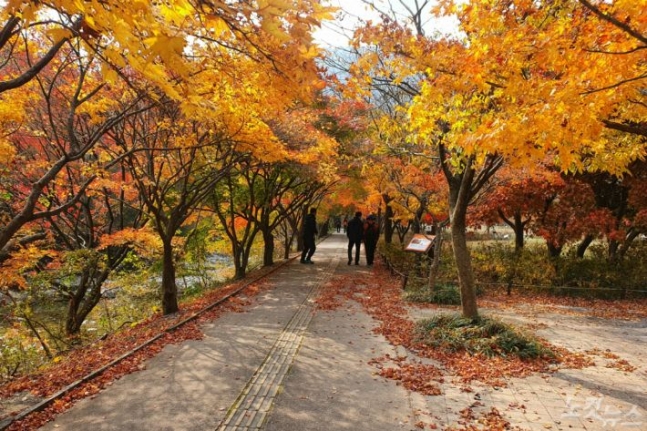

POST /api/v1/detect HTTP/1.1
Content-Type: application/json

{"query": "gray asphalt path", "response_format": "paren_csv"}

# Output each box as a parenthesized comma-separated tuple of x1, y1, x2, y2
(39, 233, 647, 430)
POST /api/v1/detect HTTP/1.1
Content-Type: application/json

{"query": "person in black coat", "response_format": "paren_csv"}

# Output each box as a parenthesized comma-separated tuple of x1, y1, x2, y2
(300, 207, 318, 264)
(346, 211, 363, 265)
(363, 214, 379, 266)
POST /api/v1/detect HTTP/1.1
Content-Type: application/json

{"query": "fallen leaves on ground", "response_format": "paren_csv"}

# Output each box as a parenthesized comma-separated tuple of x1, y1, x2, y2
(369, 354, 444, 395)
(448, 406, 524, 431)
(318, 265, 605, 391)
(477, 290, 647, 321)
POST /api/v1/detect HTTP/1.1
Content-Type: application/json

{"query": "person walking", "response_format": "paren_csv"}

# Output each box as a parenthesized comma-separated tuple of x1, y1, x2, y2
(300, 207, 318, 264)
(346, 211, 363, 265)
(363, 214, 379, 266)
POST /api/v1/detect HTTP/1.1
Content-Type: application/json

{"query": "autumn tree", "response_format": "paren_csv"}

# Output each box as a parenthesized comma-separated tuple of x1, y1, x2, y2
(109, 100, 240, 315)
(469, 167, 563, 252)
(261, 103, 340, 263)
(0, 0, 333, 255)
(343, 0, 647, 319)
(1, 0, 332, 96)
(0, 41, 147, 283)
(340, 3, 498, 318)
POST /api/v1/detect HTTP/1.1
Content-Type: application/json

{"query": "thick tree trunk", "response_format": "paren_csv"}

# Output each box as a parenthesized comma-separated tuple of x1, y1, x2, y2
(263, 230, 274, 266)
(232, 243, 245, 279)
(451, 211, 479, 319)
(513, 213, 524, 251)
(446, 159, 479, 320)
(162, 239, 179, 314)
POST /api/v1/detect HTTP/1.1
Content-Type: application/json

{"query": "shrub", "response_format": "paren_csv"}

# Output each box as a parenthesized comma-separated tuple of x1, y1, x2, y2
(414, 313, 555, 360)
(404, 284, 461, 305)
(0, 329, 47, 383)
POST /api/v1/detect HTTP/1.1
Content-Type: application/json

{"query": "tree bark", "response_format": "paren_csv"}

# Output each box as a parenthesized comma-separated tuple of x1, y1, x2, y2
(547, 241, 563, 258)
(262, 230, 274, 266)
(383, 194, 395, 244)
(450, 206, 479, 319)
(65, 268, 108, 334)
(161, 238, 179, 314)
(576, 234, 595, 258)
(447, 160, 479, 320)
(427, 226, 443, 291)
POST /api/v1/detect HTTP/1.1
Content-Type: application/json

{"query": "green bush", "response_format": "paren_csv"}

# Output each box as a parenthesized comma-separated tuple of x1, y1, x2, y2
(414, 313, 555, 360)
(380, 234, 647, 300)
(469, 241, 647, 299)
(404, 284, 461, 305)
(0, 329, 48, 382)
(471, 243, 556, 288)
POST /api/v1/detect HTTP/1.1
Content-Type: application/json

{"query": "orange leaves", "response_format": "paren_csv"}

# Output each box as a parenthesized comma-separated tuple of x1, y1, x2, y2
(98, 228, 162, 258)
(371, 354, 444, 396)
(0, 245, 57, 290)
(317, 264, 608, 398)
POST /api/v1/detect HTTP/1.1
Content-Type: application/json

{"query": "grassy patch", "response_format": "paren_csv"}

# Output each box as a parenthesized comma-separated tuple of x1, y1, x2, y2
(414, 314, 555, 360)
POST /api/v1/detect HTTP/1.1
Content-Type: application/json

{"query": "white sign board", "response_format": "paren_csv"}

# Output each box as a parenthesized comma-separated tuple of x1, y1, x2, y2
(405, 234, 435, 253)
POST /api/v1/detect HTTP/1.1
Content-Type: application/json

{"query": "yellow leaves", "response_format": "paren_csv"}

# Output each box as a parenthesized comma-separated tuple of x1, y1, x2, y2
(99, 228, 162, 258)
(0, 137, 16, 165)
(47, 28, 73, 43)
(144, 32, 190, 78)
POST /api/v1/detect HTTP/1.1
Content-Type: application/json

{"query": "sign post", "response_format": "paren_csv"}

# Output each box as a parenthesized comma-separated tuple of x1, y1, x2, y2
(405, 234, 435, 253)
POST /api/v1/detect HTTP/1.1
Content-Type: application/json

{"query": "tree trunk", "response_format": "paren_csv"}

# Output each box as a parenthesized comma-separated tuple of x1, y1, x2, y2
(447, 159, 479, 320)
(617, 229, 640, 259)
(576, 234, 595, 258)
(263, 230, 274, 266)
(232, 242, 245, 279)
(427, 227, 443, 291)
(513, 212, 524, 251)
(498, 208, 525, 252)
(383, 195, 395, 244)
(66, 269, 107, 335)
(280, 221, 291, 259)
(162, 239, 179, 314)
(451, 211, 478, 319)
(608, 238, 620, 262)
(547, 241, 562, 258)
(413, 199, 426, 234)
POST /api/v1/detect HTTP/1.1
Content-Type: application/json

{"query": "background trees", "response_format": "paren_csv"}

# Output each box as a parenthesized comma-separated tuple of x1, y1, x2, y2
(0, 0, 336, 369)
(333, 0, 647, 318)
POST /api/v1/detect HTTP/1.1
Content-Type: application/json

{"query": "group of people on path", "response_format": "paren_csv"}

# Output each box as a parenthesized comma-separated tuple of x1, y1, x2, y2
(301, 208, 380, 266)
(346, 211, 379, 266)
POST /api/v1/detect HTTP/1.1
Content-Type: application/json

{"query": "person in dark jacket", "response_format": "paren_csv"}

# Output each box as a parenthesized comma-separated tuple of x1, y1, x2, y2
(363, 214, 379, 266)
(301, 207, 318, 264)
(346, 211, 363, 265)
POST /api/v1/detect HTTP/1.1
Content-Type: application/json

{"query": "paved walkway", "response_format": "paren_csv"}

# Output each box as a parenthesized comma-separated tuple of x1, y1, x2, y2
(38, 233, 646, 430)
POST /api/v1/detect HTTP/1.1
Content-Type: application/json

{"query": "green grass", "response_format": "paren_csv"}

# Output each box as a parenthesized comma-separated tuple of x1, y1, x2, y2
(404, 284, 462, 305)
